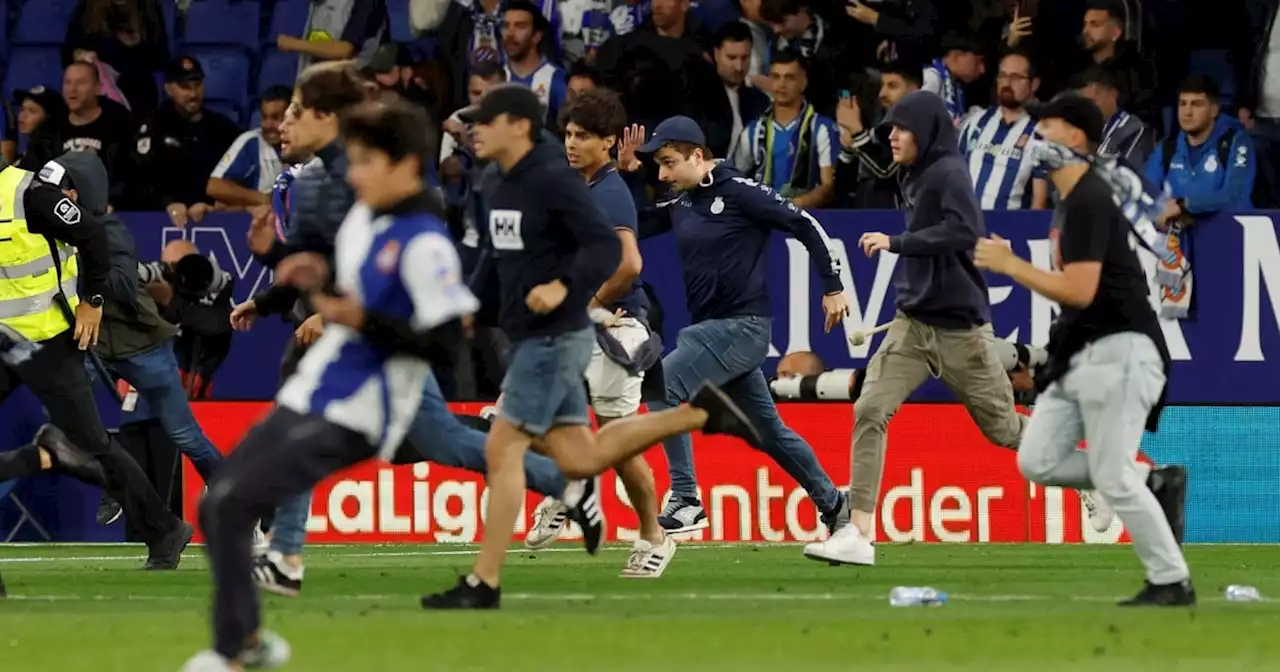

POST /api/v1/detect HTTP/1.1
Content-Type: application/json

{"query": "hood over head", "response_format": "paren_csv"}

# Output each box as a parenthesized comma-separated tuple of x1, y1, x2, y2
(41, 151, 110, 215)
(881, 91, 959, 171)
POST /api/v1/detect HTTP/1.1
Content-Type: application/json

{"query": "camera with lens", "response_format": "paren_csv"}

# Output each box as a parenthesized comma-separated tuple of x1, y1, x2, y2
(137, 255, 231, 298)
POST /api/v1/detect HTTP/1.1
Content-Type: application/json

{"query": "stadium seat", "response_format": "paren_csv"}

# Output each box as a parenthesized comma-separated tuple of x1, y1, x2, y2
(206, 99, 244, 125)
(265, 0, 311, 45)
(2, 47, 66, 103)
(257, 48, 299, 94)
(182, 0, 263, 54)
(12, 0, 76, 46)
(385, 0, 415, 43)
(187, 49, 251, 118)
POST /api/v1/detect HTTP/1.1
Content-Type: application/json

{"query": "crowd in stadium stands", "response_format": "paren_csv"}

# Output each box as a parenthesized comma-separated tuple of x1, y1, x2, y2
(0, 0, 1272, 223)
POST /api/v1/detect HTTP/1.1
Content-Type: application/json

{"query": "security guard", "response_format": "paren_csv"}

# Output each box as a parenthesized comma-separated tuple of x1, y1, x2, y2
(0, 156, 194, 571)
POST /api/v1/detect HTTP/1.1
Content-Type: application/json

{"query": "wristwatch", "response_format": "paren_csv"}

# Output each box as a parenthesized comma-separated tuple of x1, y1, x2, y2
(86, 294, 104, 308)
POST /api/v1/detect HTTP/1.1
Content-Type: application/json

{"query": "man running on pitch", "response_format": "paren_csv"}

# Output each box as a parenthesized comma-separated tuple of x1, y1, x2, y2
(522, 88, 676, 578)
(625, 116, 853, 541)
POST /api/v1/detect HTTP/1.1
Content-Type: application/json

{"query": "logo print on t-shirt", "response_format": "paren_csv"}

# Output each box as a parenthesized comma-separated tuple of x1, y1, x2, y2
(489, 209, 524, 251)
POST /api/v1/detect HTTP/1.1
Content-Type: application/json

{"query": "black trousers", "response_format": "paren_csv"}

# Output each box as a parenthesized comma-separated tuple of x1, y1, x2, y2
(0, 444, 41, 481)
(0, 333, 179, 545)
(200, 407, 375, 658)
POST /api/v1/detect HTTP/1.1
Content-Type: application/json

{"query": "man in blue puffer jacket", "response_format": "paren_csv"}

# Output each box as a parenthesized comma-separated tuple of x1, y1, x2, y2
(1144, 75, 1256, 218)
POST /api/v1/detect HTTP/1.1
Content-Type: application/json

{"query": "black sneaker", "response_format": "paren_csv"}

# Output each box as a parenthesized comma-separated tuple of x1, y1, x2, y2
(144, 521, 194, 570)
(563, 477, 605, 555)
(252, 554, 303, 597)
(96, 494, 123, 526)
(1118, 580, 1196, 607)
(658, 496, 709, 534)
(1149, 466, 1187, 545)
(691, 383, 763, 449)
(35, 424, 106, 485)
(421, 575, 501, 610)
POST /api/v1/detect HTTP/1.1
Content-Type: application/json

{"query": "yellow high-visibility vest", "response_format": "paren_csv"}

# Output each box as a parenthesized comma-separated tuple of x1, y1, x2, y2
(0, 166, 80, 342)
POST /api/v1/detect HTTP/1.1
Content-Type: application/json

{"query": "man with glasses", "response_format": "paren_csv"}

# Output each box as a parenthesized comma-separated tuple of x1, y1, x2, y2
(958, 49, 1049, 210)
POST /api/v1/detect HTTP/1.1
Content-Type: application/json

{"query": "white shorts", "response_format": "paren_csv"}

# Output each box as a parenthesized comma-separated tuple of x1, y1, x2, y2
(585, 317, 649, 418)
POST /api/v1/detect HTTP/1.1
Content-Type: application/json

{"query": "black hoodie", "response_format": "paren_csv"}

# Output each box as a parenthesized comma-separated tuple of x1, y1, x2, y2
(58, 151, 177, 360)
(882, 91, 991, 329)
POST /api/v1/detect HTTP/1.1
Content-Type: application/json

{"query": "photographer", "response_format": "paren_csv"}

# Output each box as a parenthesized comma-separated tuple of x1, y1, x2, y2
(144, 240, 233, 401)
(54, 152, 224, 494)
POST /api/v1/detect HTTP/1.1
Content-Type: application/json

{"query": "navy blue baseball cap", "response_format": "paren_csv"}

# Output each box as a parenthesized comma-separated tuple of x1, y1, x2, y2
(638, 116, 706, 153)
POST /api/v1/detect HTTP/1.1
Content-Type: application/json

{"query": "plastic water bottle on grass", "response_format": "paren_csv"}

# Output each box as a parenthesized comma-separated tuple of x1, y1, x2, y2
(1225, 585, 1262, 602)
(889, 586, 948, 607)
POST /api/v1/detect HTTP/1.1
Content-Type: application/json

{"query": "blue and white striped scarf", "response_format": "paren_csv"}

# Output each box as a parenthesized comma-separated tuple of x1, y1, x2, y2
(1032, 141, 1192, 318)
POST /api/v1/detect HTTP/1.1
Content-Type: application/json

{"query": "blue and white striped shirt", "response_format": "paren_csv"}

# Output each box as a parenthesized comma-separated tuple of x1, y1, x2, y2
(276, 203, 480, 458)
(959, 107, 1041, 210)
(211, 129, 285, 193)
(505, 60, 568, 124)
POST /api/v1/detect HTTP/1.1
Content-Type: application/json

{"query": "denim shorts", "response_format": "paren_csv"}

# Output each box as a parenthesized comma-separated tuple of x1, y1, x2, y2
(500, 327, 594, 436)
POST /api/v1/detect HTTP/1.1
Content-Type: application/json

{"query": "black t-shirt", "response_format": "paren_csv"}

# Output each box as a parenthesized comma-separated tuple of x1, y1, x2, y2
(1038, 168, 1171, 430)
(58, 99, 134, 205)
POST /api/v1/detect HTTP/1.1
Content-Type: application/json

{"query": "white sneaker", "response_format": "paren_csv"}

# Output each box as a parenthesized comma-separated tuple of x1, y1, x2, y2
(803, 524, 875, 566)
(1083, 462, 1152, 533)
(180, 651, 234, 672)
(524, 496, 568, 550)
(252, 524, 269, 556)
(620, 535, 677, 579)
(241, 630, 291, 669)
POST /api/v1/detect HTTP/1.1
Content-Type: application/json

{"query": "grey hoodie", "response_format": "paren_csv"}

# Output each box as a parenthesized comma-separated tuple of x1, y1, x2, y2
(58, 151, 177, 360)
(882, 91, 991, 329)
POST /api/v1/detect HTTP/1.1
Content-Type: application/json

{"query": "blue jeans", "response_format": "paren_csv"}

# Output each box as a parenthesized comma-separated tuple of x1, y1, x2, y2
(651, 316, 840, 513)
(500, 328, 594, 436)
(92, 340, 223, 482)
(268, 371, 568, 556)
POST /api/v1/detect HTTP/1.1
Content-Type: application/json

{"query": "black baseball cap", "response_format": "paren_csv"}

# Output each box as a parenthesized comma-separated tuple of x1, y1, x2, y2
(164, 55, 205, 84)
(1027, 93, 1105, 145)
(637, 116, 706, 153)
(13, 86, 68, 119)
(456, 83, 545, 129)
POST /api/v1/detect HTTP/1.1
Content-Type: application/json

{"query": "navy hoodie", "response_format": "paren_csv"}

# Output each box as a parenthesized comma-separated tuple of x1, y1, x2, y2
(487, 142, 621, 342)
(641, 163, 842, 324)
(883, 91, 991, 329)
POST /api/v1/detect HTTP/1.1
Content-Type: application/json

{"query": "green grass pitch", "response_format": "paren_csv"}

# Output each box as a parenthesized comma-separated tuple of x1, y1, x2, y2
(0, 543, 1278, 671)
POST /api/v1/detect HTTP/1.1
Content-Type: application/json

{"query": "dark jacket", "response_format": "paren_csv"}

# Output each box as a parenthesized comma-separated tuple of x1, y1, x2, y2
(836, 129, 901, 209)
(595, 20, 724, 147)
(163, 276, 233, 399)
(131, 101, 242, 210)
(253, 139, 353, 321)
(638, 162, 842, 324)
(486, 142, 620, 341)
(58, 151, 177, 360)
(883, 91, 990, 329)
(1090, 44, 1160, 129)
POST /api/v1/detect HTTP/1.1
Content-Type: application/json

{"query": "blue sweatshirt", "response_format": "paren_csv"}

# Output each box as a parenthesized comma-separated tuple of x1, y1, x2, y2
(1143, 114, 1255, 215)
(640, 162, 842, 324)
(487, 142, 621, 341)
(883, 91, 991, 329)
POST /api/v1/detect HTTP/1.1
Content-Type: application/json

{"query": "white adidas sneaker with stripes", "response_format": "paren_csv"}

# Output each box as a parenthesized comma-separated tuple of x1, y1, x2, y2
(620, 535, 677, 578)
(525, 496, 569, 550)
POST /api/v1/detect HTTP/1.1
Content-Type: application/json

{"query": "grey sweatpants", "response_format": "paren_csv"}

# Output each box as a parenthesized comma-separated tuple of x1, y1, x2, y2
(1018, 332, 1189, 585)
(850, 313, 1028, 513)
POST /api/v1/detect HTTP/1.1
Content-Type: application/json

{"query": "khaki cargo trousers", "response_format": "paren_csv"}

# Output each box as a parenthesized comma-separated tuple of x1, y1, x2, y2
(849, 312, 1029, 514)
